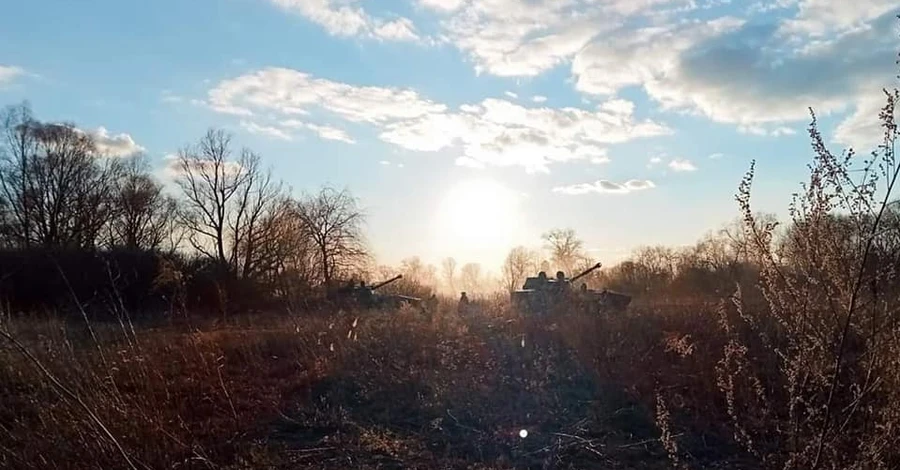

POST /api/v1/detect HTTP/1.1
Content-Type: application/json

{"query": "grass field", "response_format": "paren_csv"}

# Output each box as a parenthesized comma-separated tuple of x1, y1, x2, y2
(0, 299, 762, 469)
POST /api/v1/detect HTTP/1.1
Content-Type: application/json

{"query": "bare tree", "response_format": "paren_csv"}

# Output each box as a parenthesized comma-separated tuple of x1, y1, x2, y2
(105, 155, 176, 251)
(174, 129, 281, 277)
(460, 262, 481, 294)
(501, 246, 538, 291)
(248, 197, 316, 293)
(542, 228, 584, 275)
(0, 106, 121, 249)
(441, 257, 457, 294)
(229, 151, 282, 279)
(295, 186, 367, 286)
(400, 256, 437, 287)
(0, 102, 38, 248)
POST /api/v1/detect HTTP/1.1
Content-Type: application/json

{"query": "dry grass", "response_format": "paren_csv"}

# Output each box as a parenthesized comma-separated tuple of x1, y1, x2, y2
(1, 301, 762, 470)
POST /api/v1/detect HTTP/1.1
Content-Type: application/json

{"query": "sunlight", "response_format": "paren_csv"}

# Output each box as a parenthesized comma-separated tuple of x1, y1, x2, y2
(433, 178, 522, 266)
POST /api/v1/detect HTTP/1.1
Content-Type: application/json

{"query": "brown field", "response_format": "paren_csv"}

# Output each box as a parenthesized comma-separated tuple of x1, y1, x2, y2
(0, 299, 763, 470)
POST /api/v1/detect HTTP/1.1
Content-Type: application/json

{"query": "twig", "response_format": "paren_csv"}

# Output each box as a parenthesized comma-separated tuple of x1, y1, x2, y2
(446, 410, 484, 435)
(811, 94, 900, 469)
(286, 446, 336, 453)
(618, 433, 684, 449)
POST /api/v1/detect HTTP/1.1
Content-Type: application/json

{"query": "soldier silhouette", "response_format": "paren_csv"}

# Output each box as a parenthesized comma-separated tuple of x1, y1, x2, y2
(457, 292, 470, 315)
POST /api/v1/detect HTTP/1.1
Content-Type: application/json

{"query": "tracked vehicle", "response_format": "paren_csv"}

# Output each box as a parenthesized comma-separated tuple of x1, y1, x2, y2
(510, 262, 631, 316)
(332, 274, 423, 310)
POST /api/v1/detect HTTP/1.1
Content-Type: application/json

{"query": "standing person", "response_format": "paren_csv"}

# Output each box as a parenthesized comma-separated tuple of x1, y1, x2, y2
(457, 291, 470, 316)
(425, 293, 439, 321)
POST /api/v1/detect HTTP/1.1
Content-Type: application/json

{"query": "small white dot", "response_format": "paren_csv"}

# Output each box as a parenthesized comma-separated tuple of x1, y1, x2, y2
(519, 429, 528, 438)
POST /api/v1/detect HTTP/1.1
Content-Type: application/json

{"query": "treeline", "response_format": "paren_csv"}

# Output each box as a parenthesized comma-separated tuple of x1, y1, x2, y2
(0, 102, 369, 316)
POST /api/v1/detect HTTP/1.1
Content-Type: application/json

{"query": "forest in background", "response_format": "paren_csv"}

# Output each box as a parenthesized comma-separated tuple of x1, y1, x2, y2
(5, 96, 897, 317)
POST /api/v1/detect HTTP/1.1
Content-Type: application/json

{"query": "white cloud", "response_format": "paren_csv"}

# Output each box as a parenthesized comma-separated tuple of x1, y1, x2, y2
(709, 153, 725, 159)
(553, 179, 656, 195)
(305, 123, 356, 143)
(834, 91, 896, 151)
(532, 95, 548, 103)
(433, 0, 689, 77)
(668, 159, 697, 172)
(737, 124, 768, 136)
(209, 69, 671, 173)
(418, 0, 465, 12)
(270, 0, 419, 42)
(0, 65, 24, 86)
(780, 0, 896, 37)
(240, 120, 293, 141)
(373, 18, 420, 41)
(573, 17, 745, 96)
(280, 119, 355, 143)
(738, 124, 798, 136)
(772, 126, 797, 136)
(209, 67, 446, 123)
(504, 91, 519, 99)
(83, 127, 145, 157)
(379, 160, 391, 165)
(647, 156, 663, 168)
(382, 97, 670, 172)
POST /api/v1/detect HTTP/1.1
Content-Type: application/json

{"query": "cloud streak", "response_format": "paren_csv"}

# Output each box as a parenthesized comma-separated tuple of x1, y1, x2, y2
(270, 0, 420, 41)
(668, 159, 697, 172)
(553, 179, 656, 195)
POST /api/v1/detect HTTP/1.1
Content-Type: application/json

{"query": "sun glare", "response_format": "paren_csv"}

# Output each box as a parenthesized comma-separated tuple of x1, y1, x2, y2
(433, 178, 523, 266)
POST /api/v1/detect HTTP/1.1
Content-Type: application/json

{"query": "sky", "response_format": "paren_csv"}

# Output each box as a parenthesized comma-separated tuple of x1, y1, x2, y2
(0, 0, 898, 272)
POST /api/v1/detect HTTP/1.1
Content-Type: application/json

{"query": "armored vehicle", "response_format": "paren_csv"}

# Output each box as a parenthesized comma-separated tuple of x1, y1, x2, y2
(510, 262, 631, 316)
(332, 274, 423, 310)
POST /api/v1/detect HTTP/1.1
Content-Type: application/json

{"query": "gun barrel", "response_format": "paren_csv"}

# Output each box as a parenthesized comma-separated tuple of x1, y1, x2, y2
(571, 262, 603, 283)
(372, 274, 403, 290)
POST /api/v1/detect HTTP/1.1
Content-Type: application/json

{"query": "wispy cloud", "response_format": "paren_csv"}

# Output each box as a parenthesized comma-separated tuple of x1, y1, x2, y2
(738, 124, 797, 136)
(532, 95, 547, 103)
(553, 179, 655, 195)
(0, 65, 25, 87)
(240, 120, 293, 141)
(708, 152, 725, 159)
(269, 0, 420, 42)
(647, 156, 663, 168)
(668, 159, 697, 172)
(305, 123, 356, 143)
(209, 68, 671, 173)
(282, 119, 355, 143)
(504, 91, 519, 99)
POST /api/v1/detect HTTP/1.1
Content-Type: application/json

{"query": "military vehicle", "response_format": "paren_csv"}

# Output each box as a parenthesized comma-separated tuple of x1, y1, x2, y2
(332, 274, 423, 310)
(510, 262, 631, 316)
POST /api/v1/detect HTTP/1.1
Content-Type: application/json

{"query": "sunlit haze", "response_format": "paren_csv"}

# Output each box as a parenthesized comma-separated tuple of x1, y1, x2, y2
(431, 178, 528, 268)
(1, 0, 897, 273)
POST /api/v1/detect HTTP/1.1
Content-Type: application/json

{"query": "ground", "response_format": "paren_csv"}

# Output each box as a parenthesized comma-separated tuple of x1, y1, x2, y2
(0, 300, 755, 469)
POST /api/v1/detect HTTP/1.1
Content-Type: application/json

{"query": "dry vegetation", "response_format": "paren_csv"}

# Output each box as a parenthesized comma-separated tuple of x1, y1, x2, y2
(3, 23, 900, 470)
(0, 302, 752, 469)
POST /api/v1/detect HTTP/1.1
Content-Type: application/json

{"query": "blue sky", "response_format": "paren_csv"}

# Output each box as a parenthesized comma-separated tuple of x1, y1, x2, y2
(1, 0, 898, 271)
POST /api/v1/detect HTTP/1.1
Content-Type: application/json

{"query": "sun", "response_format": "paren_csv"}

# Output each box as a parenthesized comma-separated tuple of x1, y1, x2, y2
(433, 178, 523, 266)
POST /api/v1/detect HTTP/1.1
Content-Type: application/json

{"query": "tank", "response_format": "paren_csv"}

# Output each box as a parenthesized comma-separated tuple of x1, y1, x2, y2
(510, 262, 631, 316)
(332, 274, 423, 310)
